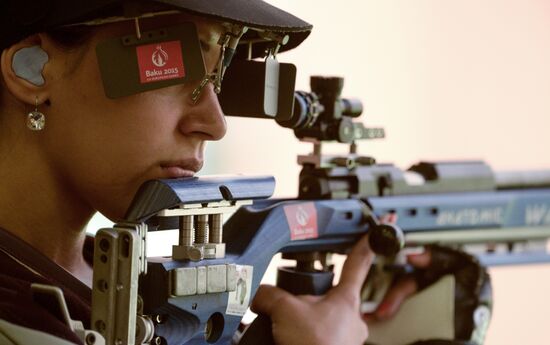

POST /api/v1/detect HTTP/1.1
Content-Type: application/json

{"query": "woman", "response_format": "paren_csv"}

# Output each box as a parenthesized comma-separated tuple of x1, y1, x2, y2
(0, 1, 374, 344)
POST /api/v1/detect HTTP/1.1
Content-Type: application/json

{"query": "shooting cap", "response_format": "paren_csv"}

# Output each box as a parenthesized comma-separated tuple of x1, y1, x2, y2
(0, 0, 312, 56)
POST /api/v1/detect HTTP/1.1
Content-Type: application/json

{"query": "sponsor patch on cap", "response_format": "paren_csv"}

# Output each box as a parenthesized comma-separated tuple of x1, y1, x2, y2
(136, 41, 186, 83)
(284, 202, 319, 240)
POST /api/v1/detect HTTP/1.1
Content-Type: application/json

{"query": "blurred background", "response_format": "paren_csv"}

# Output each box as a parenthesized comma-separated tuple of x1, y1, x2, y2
(209, 1, 550, 343)
(90, 1, 550, 344)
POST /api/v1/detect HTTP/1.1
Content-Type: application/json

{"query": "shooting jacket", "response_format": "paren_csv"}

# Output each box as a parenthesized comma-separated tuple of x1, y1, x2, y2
(0, 228, 92, 345)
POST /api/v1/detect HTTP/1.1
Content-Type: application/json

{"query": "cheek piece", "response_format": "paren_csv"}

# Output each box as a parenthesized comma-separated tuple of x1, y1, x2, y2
(12, 46, 49, 131)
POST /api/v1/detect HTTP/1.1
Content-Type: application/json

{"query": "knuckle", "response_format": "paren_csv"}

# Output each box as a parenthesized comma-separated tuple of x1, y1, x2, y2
(277, 293, 296, 307)
(334, 289, 361, 308)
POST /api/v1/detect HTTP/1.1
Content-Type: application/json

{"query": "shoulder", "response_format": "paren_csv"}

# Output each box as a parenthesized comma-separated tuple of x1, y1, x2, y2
(0, 319, 77, 345)
(0, 274, 83, 345)
(0, 238, 88, 345)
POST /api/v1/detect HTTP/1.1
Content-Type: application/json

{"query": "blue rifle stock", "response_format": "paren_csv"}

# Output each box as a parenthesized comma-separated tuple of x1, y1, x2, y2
(100, 169, 550, 345)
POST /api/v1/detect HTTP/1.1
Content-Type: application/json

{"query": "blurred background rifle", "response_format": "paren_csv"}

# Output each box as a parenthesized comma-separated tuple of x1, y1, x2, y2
(272, 75, 550, 266)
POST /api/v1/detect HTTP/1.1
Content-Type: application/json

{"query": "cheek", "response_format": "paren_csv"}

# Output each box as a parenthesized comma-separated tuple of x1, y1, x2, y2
(53, 104, 182, 219)
(47, 67, 187, 218)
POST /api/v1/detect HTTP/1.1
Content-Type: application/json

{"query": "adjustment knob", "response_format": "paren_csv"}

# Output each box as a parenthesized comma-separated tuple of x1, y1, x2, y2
(368, 224, 405, 257)
(310, 76, 344, 98)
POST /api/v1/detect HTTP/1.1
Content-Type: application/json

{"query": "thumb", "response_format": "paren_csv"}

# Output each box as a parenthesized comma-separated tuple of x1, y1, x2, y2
(250, 284, 294, 317)
(331, 234, 374, 306)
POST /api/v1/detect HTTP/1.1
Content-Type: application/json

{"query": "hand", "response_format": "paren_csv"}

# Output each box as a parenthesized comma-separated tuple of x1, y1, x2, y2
(366, 245, 492, 344)
(250, 235, 374, 345)
(366, 250, 432, 321)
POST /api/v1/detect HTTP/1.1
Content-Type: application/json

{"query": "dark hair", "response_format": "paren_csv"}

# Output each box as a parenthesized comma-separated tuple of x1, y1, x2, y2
(46, 25, 95, 50)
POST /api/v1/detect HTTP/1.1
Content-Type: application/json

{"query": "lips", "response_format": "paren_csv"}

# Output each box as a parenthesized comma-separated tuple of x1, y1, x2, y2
(160, 159, 203, 178)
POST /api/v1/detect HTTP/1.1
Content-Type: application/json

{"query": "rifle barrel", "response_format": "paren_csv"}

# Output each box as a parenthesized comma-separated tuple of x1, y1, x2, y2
(496, 171, 550, 190)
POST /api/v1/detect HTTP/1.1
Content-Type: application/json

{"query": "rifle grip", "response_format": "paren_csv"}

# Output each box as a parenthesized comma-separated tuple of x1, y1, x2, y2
(239, 268, 333, 344)
(238, 314, 275, 345)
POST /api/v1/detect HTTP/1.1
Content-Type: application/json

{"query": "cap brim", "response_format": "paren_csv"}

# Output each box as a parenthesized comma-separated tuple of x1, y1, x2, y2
(1, 0, 311, 57)
(155, 0, 311, 32)
(154, 0, 312, 57)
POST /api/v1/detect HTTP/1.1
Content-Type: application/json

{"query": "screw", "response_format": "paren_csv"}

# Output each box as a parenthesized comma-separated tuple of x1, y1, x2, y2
(209, 214, 223, 243)
(331, 157, 355, 169)
(85, 333, 96, 345)
(356, 156, 376, 166)
(97, 280, 108, 292)
(152, 336, 165, 345)
(179, 216, 194, 246)
(195, 215, 209, 244)
(95, 320, 106, 333)
(154, 314, 166, 324)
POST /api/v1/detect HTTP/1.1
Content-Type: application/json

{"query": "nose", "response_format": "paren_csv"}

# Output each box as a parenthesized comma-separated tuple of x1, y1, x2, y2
(181, 83, 227, 141)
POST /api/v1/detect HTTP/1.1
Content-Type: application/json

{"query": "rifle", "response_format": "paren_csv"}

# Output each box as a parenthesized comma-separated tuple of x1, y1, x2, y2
(82, 76, 550, 345)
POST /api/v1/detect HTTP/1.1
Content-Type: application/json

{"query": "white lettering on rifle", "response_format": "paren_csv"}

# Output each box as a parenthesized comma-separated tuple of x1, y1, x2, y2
(525, 204, 550, 226)
(436, 208, 503, 226)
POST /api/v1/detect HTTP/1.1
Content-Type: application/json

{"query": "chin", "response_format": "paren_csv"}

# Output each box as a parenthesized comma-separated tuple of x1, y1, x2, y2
(97, 209, 126, 224)
(93, 196, 135, 224)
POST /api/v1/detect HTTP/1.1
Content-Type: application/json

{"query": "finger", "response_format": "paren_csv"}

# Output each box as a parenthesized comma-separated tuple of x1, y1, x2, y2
(362, 313, 375, 322)
(407, 250, 432, 268)
(250, 284, 294, 316)
(333, 235, 374, 300)
(363, 313, 385, 325)
(374, 277, 417, 320)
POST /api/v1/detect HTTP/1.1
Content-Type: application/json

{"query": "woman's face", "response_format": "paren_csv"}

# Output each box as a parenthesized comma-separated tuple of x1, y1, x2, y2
(41, 14, 228, 220)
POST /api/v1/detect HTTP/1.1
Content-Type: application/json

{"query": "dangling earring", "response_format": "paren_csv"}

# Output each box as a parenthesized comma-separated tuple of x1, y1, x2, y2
(27, 97, 45, 131)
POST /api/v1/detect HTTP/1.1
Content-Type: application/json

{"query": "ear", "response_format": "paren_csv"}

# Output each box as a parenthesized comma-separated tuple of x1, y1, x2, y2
(1, 35, 50, 106)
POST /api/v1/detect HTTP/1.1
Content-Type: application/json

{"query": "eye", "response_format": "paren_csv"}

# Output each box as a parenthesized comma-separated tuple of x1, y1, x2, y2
(204, 48, 222, 73)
